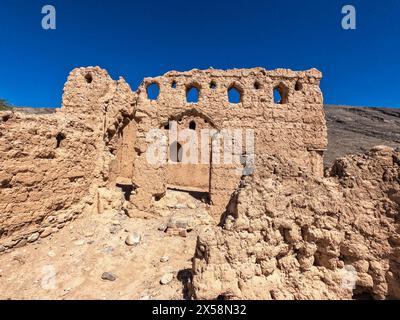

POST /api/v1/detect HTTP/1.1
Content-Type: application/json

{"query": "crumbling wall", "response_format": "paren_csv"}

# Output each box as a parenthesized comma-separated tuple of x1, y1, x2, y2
(0, 67, 135, 252)
(192, 146, 400, 300)
(0, 111, 98, 248)
(129, 68, 327, 218)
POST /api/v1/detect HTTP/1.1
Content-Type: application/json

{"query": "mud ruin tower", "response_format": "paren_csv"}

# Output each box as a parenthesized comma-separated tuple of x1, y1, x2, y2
(0, 66, 327, 252)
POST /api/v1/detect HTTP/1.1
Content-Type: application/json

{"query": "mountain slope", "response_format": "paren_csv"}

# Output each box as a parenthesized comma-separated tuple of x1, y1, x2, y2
(324, 105, 400, 166)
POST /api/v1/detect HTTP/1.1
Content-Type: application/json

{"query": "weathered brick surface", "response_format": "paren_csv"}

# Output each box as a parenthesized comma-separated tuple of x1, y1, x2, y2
(0, 66, 327, 251)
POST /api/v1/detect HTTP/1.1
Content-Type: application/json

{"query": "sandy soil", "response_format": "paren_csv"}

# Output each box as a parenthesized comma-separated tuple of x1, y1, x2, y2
(0, 190, 211, 300)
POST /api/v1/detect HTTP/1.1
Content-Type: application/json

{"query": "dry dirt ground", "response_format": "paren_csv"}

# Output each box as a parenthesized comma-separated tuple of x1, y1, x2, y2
(0, 190, 212, 300)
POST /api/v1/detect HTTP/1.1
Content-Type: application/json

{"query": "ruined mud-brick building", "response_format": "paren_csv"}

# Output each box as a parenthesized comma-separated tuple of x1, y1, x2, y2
(1, 66, 399, 300)
(0, 66, 326, 251)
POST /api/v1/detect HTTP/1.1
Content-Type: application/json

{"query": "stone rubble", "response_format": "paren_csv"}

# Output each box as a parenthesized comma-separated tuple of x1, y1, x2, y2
(192, 147, 400, 300)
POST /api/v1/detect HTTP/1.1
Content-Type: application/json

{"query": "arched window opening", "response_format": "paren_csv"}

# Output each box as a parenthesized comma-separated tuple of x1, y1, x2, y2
(171, 81, 177, 89)
(146, 83, 160, 100)
(186, 86, 199, 103)
(164, 122, 170, 130)
(210, 81, 217, 90)
(254, 81, 261, 90)
(228, 86, 242, 104)
(273, 88, 282, 104)
(170, 141, 183, 163)
(189, 120, 196, 130)
(273, 84, 289, 104)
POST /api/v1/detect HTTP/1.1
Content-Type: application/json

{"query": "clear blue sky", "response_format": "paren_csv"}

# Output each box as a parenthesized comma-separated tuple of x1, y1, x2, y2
(0, 0, 399, 108)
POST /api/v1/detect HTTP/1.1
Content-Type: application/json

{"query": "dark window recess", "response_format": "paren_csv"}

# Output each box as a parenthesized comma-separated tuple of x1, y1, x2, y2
(295, 80, 303, 91)
(116, 184, 134, 201)
(55, 133, 66, 148)
(85, 73, 93, 83)
(189, 121, 196, 130)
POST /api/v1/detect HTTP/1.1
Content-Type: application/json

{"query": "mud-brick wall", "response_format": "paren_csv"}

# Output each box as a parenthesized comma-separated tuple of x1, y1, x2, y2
(128, 67, 327, 218)
(0, 111, 101, 250)
(0, 67, 136, 252)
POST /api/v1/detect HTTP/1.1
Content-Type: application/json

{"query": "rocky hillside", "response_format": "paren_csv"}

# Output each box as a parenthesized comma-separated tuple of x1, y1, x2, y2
(324, 105, 400, 167)
(8, 107, 57, 114)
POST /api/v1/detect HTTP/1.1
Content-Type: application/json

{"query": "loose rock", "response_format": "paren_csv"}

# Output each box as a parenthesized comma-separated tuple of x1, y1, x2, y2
(160, 273, 174, 285)
(110, 225, 121, 234)
(74, 240, 85, 246)
(14, 239, 27, 248)
(40, 228, 54, 238)
(103, 246, 114, 253)
(27, 233, 40, 243)
(160, 256, 169, 263)
(101, 272, 116, 281)
(125, 232, 141, 246)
